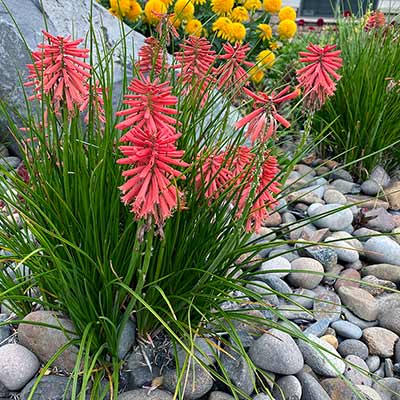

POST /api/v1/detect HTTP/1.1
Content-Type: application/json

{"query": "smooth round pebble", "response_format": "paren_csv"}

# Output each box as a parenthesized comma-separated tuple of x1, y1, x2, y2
(362, 179, 381, 196)
(248, 329, 304, 375)
(324, 189, 347, 205)
(356, 385, 383, 400)
(297, 334, 345, 377)
(259, 256, 292, 278)
(308, 203, 353, 231)
(289, 288, 315, 309)
(334, 269, 361, 291)
(313, 289, 342, 322)
(366, 355, 381, 372)
(363, 237, 400, 266)
(288, 258, 324, 289)
(304, 319, 330, 337)
(272, 375, 302, 400)
(372, 377, 400, 400)
(344, 355, 372, 386)
(331, 320, 363, 339)
(379, 308, 400, 336)
(296, 370, 330, 400)
(321, 335, 338, 349)
(163, 365, 213, 399)
(208, 392, 235, 400)
(0, 343, 40, 391)
(321, 377, 357, 400)
(363, 327, 399, 358)
(338, 339, 369, 360)
(338, 286, 379, 321)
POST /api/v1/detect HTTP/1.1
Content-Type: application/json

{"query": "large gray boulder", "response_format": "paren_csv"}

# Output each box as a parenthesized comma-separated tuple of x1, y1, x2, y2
(0, 0, 145, 152)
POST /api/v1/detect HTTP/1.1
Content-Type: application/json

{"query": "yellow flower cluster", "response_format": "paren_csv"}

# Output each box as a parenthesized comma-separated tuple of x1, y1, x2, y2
(185, 18, 203, 36)
(243, 0, 261, 11)
(211, 0, 234, 15)
(278, 18, 297, 39)
(212, 16, 246, 43)
(144, 0, 166, 24)
(277, 5, 297, 39)
(174, 0, 195, 20)
(107, 0, 298, 85)
(257, 23, 272, 40)
(263, 0, 281, 13)
(110, 0, 143, 21)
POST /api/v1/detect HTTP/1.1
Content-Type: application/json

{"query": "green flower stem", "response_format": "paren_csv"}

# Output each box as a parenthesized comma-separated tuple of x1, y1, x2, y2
(135, 224, 154, 301)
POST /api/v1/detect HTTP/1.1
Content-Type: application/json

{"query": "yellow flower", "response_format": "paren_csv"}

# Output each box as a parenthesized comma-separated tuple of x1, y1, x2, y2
(212, 17, 232, 39)
(174, 0, 195, 20)
(185, 19, 203, 36)
(169, 14, 182, 27)
(126, 1, 143, 21)
(278, 6, 296, 21)
(263, 0, 281, 13)
(211, 0, 234, 15)
(227, 22, 246, 43)
(257, 49, 275, 68)
(277, 19, 297, 39)
(243, 0, 261, 10)
(160, 0, 173, 5)
(230, 6, 249, 22)
(269, 41, 280, 50)
(110, 0, 131, 17)
(250, 67, 264, 83)
(257, 23, 272, 40)
(144, 0, 167, 24)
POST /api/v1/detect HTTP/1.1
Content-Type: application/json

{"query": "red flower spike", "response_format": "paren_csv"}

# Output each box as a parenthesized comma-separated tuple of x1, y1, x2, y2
(116, 76, 179, 139)
(225, 145, 255, 179)
(174, 36, 217, 106)
(118, 128, 189, 225)
(25, 31, 91, 116)
(116, 75, 189, 225)
(365, 11, 386, 31)
(154, 11, 180, 45)
(137, 37, 167, 75)
(235, 153, 280, 233)
(195, 151, 232, 200)
(216, 43, 254, 91)
(236, 86, 299, 144)
(296, 43, 342, 111)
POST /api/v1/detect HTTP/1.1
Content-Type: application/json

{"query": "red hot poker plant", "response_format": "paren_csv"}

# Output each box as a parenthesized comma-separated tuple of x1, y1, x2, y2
(296, 43, 342, 111)
(116, 75, 189, 225)
(236, 86, 299, 144)
(25, 31, 91, 116)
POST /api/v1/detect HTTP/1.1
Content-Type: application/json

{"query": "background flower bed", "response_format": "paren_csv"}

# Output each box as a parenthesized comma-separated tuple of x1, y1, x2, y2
(0, 1, 399, 399)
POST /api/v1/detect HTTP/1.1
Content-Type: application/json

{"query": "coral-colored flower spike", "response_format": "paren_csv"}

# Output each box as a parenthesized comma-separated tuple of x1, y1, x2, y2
(216, 43, 254, 91)
(137, 37, 167, 75)
(118, 128, 189, 225)
(174, 36, 217, 106)
(237, 153, 280, 233)
(116, 76, 179, 139)
(365, 10, 386, 31)
(154, 11, 180, 45)
(25, 31, 91, 115)
(116, 75, 189, 225)
(195, 151, 232, 200)
(296, 43, 342, 111)
(236, 86, 299, 143)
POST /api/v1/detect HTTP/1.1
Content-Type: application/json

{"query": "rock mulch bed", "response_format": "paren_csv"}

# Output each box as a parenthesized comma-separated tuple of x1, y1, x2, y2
(1, 149, 400, 399)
